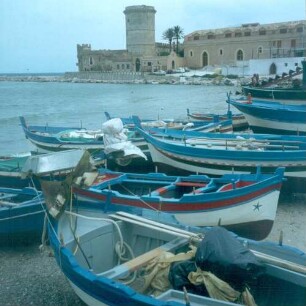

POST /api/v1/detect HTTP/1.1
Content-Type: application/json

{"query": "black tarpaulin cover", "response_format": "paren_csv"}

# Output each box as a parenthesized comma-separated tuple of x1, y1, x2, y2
(195, 226, 265, 290)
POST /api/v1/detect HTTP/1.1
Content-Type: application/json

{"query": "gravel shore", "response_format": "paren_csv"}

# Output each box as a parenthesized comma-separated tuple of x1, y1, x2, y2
(0, 194, 305, 306)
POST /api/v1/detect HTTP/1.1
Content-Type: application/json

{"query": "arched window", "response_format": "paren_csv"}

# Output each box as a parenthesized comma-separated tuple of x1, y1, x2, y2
(269, 63, 277, 75)
(89, 57, 93, 65)
(236, 50, 244, 61)
(202, 51, 208, 67)
(189, 50, 193, 57)
(172, 60, 175, 69)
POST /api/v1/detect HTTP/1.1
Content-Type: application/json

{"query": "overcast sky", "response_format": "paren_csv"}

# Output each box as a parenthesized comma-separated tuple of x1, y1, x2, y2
(1, 0, 305, 73)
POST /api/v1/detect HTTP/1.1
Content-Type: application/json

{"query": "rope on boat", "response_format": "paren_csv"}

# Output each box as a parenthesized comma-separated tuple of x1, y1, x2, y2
(28, 177, 52, 252)
(120, 184, 160, 211)
(65, 209, 137, 281)
(0, 209, 45, 221)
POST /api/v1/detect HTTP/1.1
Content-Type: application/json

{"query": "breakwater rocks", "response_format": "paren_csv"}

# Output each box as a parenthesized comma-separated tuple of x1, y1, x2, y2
(0, 72, 240, 86)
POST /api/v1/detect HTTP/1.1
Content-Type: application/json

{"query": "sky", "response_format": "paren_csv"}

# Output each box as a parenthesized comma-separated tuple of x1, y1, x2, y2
(1, 0, 305, 73)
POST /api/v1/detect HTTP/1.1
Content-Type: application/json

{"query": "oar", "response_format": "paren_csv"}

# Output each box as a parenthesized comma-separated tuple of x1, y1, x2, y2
(111, 212, 202, 241)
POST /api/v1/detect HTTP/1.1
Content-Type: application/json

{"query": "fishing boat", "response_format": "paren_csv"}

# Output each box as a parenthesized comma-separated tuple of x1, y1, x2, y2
(72, 166, 285, 240)
(227, 96, 306, 135)
(19, 116, 147, 166)
(186, 109, 248, 131)
(134, 117, 306, 179)
(241, 86, 306, 105)
(44, 180, 306, 306)
(0, 186, 45, 244)
(105, 111, 233, 133)
(241, 60, 306, 105)
(0, 149, 90, 189)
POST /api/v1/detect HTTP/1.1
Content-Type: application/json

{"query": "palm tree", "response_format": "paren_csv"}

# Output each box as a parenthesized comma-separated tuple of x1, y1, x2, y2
(162, 28, 175, 52)
(173, 26, 184, 54)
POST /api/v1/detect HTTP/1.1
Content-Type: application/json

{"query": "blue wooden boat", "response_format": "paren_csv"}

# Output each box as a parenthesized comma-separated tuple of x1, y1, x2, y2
(0, 187, 45, 244)
(44, 179, 306, 306)
(72, 167, 285, 240)
(134, 117, 306, 179)
(186, 109, 248, 131)
(105, 111, 233, 133)
(227, 95, 306, 135)
(19, 116, 147, 166)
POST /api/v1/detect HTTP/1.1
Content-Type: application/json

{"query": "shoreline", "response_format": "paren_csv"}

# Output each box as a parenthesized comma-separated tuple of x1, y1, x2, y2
(0, 73, 239, 86)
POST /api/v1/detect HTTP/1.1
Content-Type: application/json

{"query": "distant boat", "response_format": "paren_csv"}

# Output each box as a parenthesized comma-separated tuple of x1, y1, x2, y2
(241, 61, 306, 104)
(241, 86, 306, 104)
(186, 109, 248, 131)
(0, 186, 45, 244)
(228, 96, 306, 135)
(19, 116, 147, 166)
(134, 117, 306, 179)
(73, 167, 285, 240)
(105, 111, 233, 133)
(43, 176, 306, 306)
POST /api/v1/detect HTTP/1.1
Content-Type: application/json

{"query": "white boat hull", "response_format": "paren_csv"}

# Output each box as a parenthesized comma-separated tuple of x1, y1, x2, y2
(243, 113, 306, 134)
(174, 190, 279, 227)
(148, 143, 306, 178)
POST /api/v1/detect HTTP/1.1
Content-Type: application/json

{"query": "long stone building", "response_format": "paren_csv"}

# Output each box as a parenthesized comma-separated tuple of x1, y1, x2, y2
(76, 5, 306, 75)
(184, 21, 305, 73)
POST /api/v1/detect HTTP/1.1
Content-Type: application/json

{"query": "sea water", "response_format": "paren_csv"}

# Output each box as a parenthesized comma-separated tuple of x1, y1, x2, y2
(0, 81, 236, 155)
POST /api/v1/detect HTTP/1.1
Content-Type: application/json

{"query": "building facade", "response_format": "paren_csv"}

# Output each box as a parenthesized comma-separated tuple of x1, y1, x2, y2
(184, 21, 306, 72)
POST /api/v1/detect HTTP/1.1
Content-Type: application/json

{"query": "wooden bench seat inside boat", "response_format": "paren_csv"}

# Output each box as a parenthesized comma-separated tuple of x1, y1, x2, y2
(217, 180, 253, 192)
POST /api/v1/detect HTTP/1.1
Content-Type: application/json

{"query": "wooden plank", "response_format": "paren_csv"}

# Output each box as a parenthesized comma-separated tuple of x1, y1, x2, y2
(98, 236, 188, 279)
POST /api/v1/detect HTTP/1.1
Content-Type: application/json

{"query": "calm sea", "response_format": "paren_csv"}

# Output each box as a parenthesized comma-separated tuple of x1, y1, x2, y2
(0, 81, 236, 155)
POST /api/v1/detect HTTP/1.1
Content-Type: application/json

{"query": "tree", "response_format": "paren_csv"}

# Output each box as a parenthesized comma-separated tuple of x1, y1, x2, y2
(173, 26, 184, 54)
(162, 28, 175, 52)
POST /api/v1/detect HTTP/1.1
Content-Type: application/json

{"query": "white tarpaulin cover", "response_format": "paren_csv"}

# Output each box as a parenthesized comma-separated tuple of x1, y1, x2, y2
(102, 118, 147, 160)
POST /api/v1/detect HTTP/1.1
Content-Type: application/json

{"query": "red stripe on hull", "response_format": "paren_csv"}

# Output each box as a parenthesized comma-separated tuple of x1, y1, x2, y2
(74, 183, 281, 212)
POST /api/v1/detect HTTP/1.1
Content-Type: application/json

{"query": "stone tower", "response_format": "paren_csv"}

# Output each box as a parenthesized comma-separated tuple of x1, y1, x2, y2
(124, 5, 156, 56)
